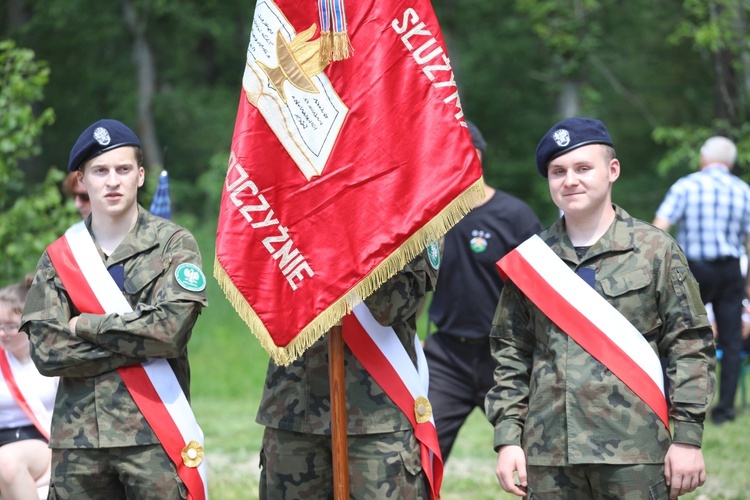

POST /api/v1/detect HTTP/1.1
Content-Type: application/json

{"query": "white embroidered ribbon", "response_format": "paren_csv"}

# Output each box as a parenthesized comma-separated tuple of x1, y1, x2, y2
(513, 235, 664, 393)
(62, 222, 208, 498)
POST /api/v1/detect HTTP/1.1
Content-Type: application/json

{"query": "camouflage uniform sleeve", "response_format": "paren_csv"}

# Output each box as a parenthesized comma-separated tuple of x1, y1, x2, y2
(485, 280, 534, 451)
(363, 243, 441, 327)
(657, 242, 716, 447)
(19, 252, 144, 378)
(74, 229, 207, 359)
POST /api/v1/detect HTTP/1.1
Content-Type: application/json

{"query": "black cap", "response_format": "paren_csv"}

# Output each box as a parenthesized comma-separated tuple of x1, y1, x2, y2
(466, 121, 486, 157)
(535, 117, 613, 177)
(68, 119, 141, 172)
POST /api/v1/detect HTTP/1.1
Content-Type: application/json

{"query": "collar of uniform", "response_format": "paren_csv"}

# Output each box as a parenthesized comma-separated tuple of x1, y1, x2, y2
(545, 204, 635, 264)
(102, 205, 161, 265)
(544, 218, 579, 264)
(606, 205, 637, 254)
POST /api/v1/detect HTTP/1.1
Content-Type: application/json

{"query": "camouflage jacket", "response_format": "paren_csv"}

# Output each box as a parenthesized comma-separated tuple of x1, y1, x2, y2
(486, 205, 716, 465)
(256, 246, 440, 435)
(19, 206, 207, 449)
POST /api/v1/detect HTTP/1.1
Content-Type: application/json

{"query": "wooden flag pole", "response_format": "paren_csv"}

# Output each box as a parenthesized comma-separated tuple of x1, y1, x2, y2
(328, 323, 349, 499)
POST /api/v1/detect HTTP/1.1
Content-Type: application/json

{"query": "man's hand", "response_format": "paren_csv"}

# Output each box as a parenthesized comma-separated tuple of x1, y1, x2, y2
(742, 301, 750, 339)
(664, 442, 706, 499)
(495, 445, 527, 497)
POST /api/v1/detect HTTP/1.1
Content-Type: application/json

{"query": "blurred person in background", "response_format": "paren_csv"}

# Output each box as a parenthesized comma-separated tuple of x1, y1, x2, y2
(0, 276, 57, 500)
(61, 171, 91, 219)
(653, 135, 750, 426)
(423, 121, 541, 462)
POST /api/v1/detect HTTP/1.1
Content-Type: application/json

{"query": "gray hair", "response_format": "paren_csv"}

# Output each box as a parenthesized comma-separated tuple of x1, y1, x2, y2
(700, 136, 737, 167)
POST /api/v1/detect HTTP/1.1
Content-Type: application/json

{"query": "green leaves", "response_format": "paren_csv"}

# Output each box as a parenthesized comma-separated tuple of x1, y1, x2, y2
(0, 40, 67, 286)
(0, 40, 55, 191)
(0, 168, 80, 284)
(653, 121, 750, 181)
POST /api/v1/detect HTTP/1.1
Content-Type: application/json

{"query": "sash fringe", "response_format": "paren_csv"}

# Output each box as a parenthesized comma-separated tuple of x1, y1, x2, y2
(214, 177, 485, 366)
(331, 31, 352, 61)
(319, 31, 333, 64)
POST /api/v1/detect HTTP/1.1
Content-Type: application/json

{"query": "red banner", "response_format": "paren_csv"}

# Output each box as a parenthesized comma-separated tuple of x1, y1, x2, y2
(215, 0, 483, 365)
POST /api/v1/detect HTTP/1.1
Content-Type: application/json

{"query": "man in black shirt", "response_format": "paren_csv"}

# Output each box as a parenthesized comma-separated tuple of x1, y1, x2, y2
(424, 121, 542, 461)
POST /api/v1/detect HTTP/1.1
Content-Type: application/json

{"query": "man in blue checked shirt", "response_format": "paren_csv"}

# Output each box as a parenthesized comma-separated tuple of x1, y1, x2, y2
(653, 135, 750, 426)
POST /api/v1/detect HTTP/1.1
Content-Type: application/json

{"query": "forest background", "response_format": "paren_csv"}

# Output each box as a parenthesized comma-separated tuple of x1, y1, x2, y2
(2, 1, 750, 498)
(3, 0, 750, 282)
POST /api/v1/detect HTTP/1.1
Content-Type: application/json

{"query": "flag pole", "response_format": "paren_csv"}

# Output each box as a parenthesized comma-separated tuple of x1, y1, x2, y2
(328, 323, 349, 499)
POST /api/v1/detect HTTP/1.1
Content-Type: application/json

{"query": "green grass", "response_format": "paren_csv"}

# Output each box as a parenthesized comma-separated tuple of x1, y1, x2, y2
(187, 220, 750, 499)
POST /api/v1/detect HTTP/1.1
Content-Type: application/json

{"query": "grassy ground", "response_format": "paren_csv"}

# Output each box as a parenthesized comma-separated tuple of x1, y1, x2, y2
(189, 223, 750, 499)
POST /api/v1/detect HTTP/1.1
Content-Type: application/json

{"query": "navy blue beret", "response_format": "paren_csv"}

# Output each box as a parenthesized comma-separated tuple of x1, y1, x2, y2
(466, 120, 486, 157)
(535, 117, 613, 177)
(68, 119, 141, 172)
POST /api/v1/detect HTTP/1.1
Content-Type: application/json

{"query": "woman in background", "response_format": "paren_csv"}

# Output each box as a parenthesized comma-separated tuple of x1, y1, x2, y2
(0, 276, 57, 500)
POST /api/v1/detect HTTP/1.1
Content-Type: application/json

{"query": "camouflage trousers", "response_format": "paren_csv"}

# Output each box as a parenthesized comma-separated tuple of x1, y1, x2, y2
(48, 444, 186, 499)
(259, 427, 428, 500)
(526, 463, 668, 499)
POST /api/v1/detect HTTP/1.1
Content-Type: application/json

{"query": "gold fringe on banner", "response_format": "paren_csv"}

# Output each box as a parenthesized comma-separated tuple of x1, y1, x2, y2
(214, 177, 486, 366)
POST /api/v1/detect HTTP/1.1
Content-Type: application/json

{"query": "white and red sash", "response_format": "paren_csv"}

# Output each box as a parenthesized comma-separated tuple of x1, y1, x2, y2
(0, 348, 52, 440)
(343, 304, 443, 499)
(497, 234, 669, 428)
(46, 221, 208, 500)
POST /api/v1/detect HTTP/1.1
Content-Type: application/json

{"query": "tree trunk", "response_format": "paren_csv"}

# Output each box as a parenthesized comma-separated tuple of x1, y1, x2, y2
(730, 0, 749, 122)
(7, 0, 29, 32)
(558, 81, 580, 118)
(122, 0, 163, 170)
(713, 47, 740, 127)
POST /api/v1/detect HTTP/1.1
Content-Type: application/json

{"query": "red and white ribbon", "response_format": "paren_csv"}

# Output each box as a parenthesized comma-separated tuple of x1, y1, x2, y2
(47, 221, 208, 499)
(0, 348, 52, 440)
(343, 304, 443, 499)
(497, 234, 668, 427)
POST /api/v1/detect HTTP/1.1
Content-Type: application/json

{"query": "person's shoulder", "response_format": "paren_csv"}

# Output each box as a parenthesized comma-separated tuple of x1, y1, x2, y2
(616, 207, 665, 235)
(729, 172, 750, 190)
(140, 207, 187, 232)
(537, 221, 559, 240)
(153, 214, 190, 234)
(490, 190, 539, 217)
(668, 171, 703, 189)
(492, 189, 528, 207)
(630, 216, 682, 251)
(139, 209, 198, 246)
(629, 213, 667, 232)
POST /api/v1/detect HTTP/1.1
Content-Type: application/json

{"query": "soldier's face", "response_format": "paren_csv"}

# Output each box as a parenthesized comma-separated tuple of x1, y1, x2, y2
(546, 144, 619, 219)
(79, 147, 144, 220)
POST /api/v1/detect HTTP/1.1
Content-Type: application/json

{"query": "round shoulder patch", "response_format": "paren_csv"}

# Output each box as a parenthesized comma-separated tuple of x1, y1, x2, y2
(175, 263, 206, 292)
(426, 241, 441, 270)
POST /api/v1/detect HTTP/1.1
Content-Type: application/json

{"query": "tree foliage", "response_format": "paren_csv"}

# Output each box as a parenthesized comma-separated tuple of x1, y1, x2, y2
(0, 39, 54, 206)
(2, 0, 750, 229)
(653, 0, 750, 186)
(0, 39, 77, 285)
(0, 168, 80, 285)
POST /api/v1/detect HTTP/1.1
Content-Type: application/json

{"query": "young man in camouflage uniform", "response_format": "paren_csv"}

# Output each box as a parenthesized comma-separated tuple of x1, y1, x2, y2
(20, 119, 208, 498)
(486, 117, 716, 499)
(256, 246, 439, 499)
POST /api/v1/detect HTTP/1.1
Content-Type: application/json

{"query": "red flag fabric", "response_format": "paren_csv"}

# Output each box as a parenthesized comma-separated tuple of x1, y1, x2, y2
(215, 0, 483, 365)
